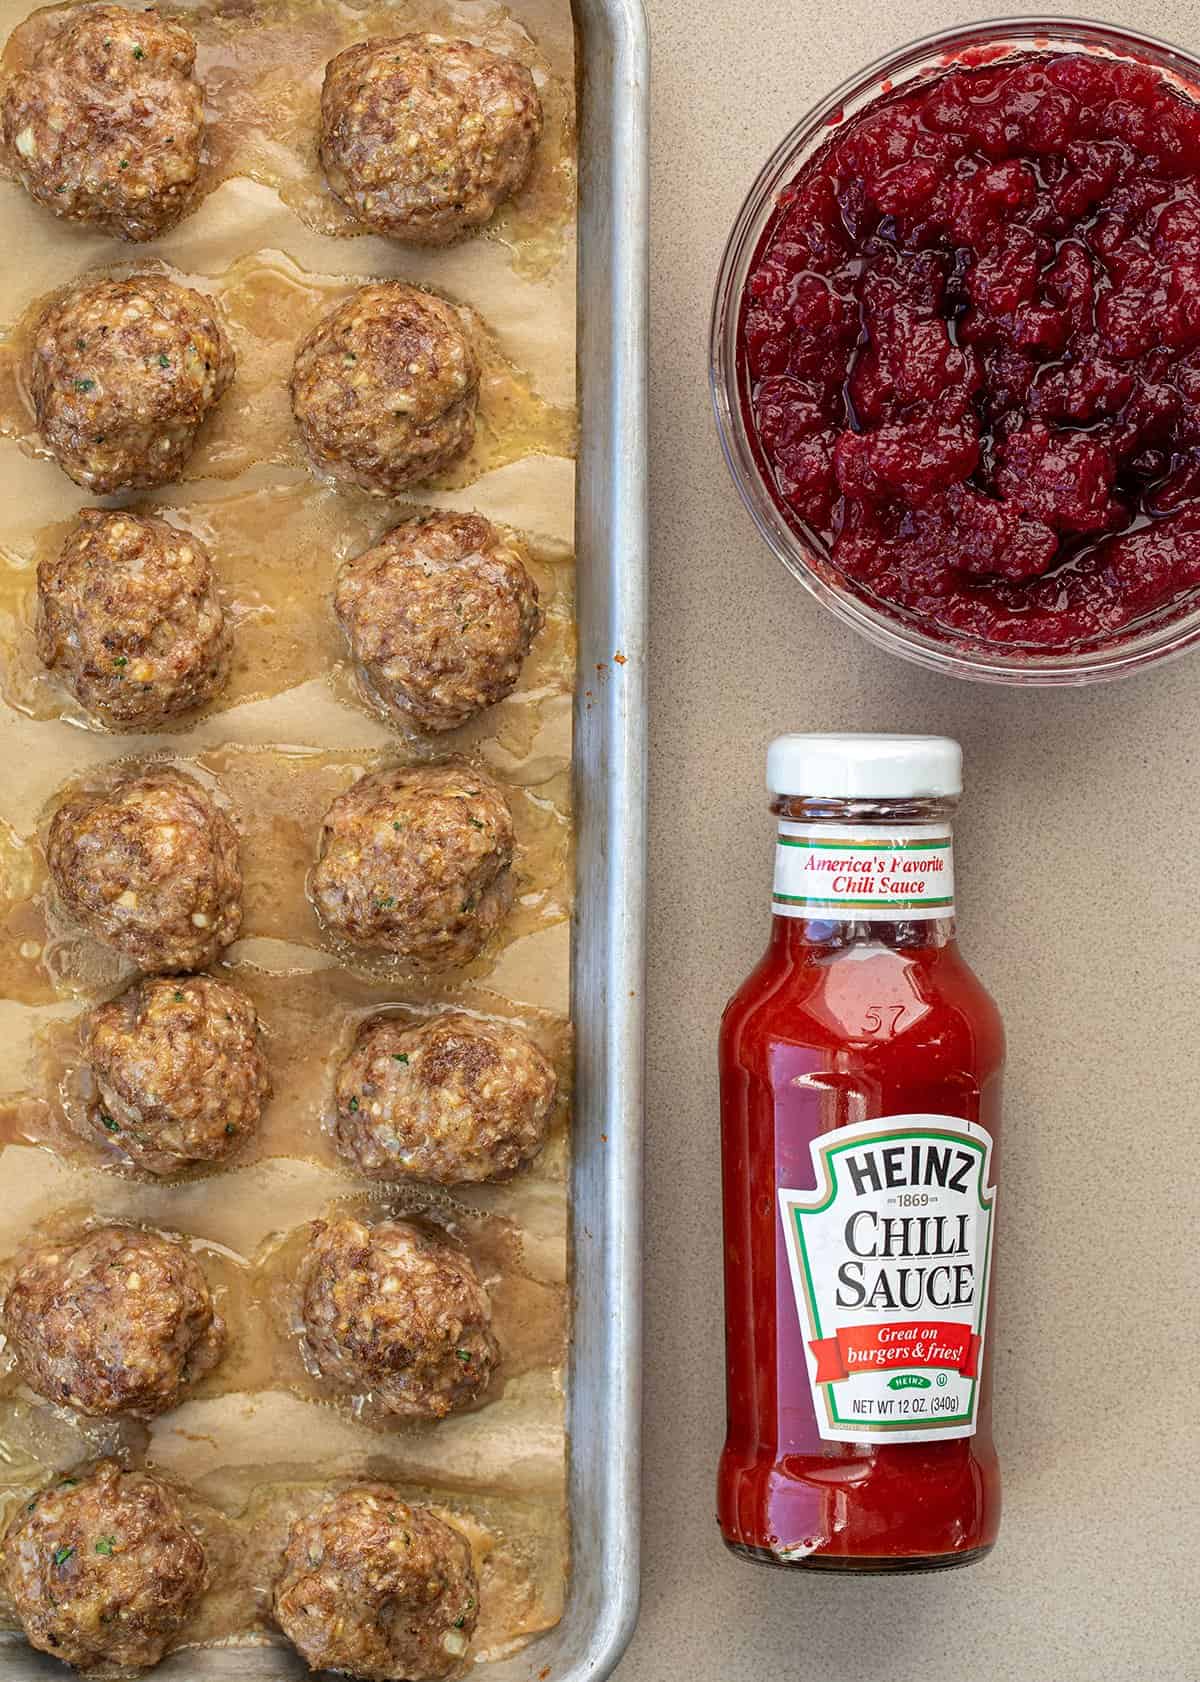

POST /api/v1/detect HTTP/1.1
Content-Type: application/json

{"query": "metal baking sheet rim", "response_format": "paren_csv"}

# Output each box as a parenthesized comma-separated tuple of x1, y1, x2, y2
(0, 0, 649, 1676)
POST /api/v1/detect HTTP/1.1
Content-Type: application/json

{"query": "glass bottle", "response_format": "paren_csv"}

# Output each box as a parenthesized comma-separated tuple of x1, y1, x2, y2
(717, 734, 1004, 1572)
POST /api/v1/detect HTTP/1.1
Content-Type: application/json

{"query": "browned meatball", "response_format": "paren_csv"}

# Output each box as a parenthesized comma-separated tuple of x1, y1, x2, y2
(334, 513, 542, 732)
(83, 974, 270, 1174)
(319, 34, 542, 245)
(2, 1225, 225, 1418)
(29, 274, 236, 493)
(46, 766, 242, 973)
(309, 762, 514, 968)
(36, 509, 231, 729)
(2, 1461, 207, 1674)
(296, 1215, 498, 1419)
(334, 1011, 556, 1184)
(290, 283, 478, 494)
(2, 6, 204, 242)
(274, 1485, 478, 1681)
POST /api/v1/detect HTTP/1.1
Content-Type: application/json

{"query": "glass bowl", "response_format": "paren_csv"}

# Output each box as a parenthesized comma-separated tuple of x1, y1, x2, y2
(710, 16, 1200, 686)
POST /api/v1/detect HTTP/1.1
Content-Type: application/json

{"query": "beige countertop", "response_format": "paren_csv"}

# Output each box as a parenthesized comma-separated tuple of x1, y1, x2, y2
(628, 2, 1200, 1678)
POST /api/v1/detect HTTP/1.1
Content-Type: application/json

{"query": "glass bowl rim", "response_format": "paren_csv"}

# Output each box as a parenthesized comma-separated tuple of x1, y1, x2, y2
(709, 14, 1200, 687)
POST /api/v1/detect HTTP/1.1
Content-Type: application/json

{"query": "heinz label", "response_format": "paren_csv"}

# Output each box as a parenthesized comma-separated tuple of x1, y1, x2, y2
(778, 1115, 996, 1444)
(773, 822, 954, 922)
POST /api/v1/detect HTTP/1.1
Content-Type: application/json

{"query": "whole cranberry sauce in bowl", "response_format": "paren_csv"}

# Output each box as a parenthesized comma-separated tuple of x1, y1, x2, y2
(711, 20, 1200, 683)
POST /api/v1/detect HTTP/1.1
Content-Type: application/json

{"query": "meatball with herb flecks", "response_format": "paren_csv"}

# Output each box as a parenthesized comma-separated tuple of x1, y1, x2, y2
(334, 513, 543, 732)
(309, 761, 514, 968)
(2, 1224, 225, 1418)
(335, 1010, 556, 1183)
(83, 974, 269, 1174)
(319, 33, 542, 245)
(37, 509, 231, 729)
(274, 1485, 478, 1680)
(290, 282, 479, 494)
(46, 765, 242, 973)
(296, 1214, 498, 1419)
(2, 6, 205, 242)
(29, 273, 235, 493)
(2, 1461, 207, 1674)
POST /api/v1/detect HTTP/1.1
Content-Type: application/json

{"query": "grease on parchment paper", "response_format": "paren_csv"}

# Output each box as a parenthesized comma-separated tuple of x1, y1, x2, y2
(0, 251, 578, 491)
(0, 0, 578, 1661)
(0, 482, 576, 749)
(0, 0, 577, 280)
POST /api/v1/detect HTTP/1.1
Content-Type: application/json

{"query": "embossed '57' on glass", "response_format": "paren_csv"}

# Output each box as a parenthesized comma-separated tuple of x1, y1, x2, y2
(717, 734, 1004, 1572)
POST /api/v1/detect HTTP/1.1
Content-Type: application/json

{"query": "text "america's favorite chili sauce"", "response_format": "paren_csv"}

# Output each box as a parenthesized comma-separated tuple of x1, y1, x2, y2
(718, 734, 1003, 1572)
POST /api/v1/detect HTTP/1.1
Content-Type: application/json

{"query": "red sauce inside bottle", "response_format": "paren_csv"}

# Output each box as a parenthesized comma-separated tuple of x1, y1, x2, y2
(718, 774, 1004, 1570)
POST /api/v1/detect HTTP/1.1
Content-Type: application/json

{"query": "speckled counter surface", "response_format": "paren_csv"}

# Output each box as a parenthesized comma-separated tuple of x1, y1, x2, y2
(629, 3, 1200, 1678)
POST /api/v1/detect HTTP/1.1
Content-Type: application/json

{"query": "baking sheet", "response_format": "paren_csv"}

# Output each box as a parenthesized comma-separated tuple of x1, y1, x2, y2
(0, 0, 579, 1666)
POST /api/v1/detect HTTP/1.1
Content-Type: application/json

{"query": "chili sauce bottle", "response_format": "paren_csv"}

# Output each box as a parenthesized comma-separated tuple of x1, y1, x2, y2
(717, 734, 1003, 1572)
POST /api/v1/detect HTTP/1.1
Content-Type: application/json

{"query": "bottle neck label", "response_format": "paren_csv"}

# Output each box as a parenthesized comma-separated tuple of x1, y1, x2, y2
(773, 822, 955, 922)
(779, 1114, 997, 1444)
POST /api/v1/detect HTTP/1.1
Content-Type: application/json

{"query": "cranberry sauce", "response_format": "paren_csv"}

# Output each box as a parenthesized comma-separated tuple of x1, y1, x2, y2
(740, 51, 1200, 651)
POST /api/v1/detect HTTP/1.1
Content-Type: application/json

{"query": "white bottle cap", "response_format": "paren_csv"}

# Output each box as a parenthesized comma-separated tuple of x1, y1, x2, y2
(767, 733, 962, 800)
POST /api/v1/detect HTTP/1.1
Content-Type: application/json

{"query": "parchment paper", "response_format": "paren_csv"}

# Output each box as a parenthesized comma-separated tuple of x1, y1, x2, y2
(0, 0, 577, 1665)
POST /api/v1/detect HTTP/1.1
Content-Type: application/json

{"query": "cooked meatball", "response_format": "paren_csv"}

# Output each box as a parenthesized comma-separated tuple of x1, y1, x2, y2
(83, 974, 270, 1174)
(334, 513, 542, 732)
(2, 1224, 225, 1418)
(36, 509, 231, 729)
(274, 1485, 478, 1681)
(335, 1011, 556, 1184)
(29, 273, 236, 493)
(290, 283, 478, 494)
(46, 766, 242, 973)
(319, 34, 542, 245)
(309, 761, 514, 968)
(2, 1461, 207, 1674)
(2, 6, 204, 242)
(296, 1215, 498, 1419)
